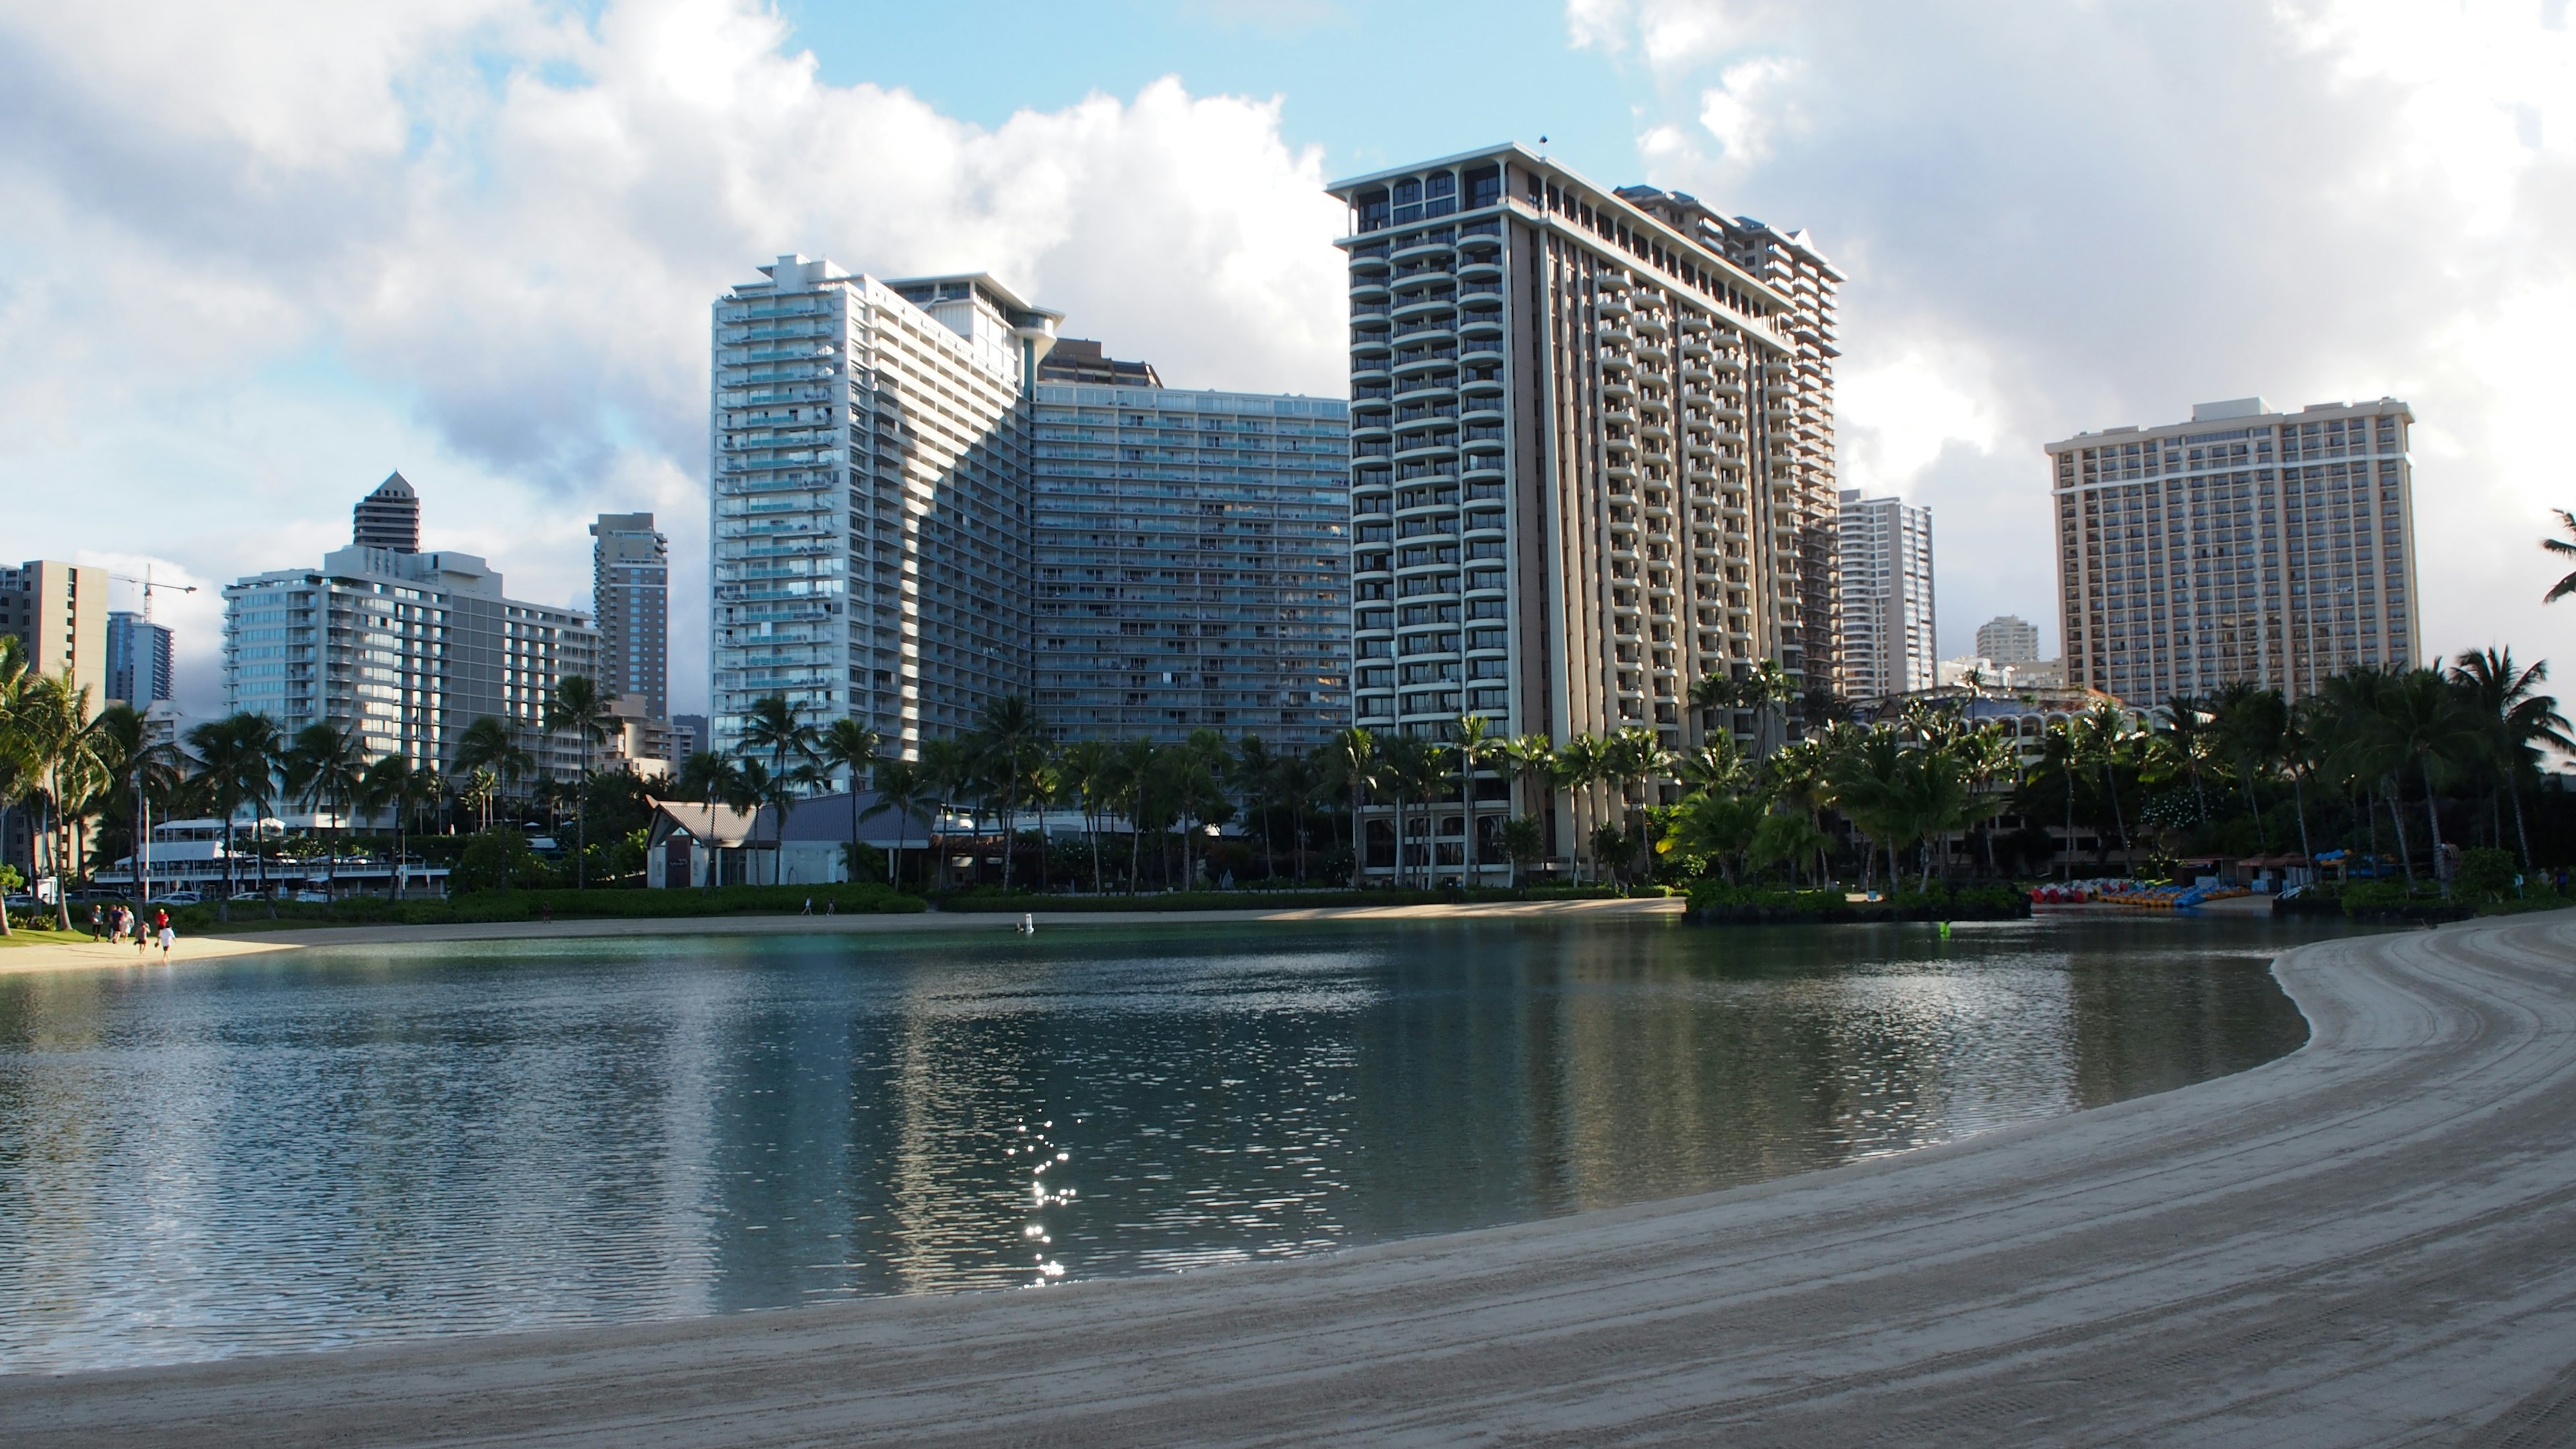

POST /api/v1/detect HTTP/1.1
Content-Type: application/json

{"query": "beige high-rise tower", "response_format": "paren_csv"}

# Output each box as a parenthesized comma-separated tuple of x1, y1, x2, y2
(1326, 144, 1840, 879)
(2047, 396, 2419, 703)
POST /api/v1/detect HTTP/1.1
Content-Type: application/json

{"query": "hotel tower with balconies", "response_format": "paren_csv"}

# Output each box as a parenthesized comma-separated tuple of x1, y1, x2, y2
(1326, 144, 1839, 877)
(708, 257, 1061, 757)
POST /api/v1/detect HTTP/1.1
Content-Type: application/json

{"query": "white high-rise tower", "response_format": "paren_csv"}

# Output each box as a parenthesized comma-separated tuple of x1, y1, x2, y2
(708, 258, 1061, 757)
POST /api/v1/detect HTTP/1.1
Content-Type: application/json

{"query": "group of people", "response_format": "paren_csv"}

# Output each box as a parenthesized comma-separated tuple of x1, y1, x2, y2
(87, 902, 174, 959)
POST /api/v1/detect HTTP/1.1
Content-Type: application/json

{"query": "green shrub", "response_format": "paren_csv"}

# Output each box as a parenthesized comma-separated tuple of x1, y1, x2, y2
(2456, 847, 2516, 902)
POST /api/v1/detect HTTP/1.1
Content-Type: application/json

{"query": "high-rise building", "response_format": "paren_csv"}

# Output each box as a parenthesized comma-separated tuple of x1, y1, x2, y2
(1325, 145, 1836, 875)
(0, 559, 108, 703)
(2047, 397, 2418, 703)
(590, 512, 669, 724)
(106, 610, 175, 705)
(353, 472, 422, 553)
(1036, 338, 1162, 388)
(709, 257, 1061, 756)
(225, 480, 599, 777)
(1837, 491, 1935, 702)
(1975, 614, 2041, 665)
(671, 713, 707, 761)
(1028, 347, 1351, 749)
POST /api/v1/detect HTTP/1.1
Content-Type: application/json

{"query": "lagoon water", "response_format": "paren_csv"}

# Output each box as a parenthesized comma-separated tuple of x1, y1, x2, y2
(0, 916, 2320, 1373)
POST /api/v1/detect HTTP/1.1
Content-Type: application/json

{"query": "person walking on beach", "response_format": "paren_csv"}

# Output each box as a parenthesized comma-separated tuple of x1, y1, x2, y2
(155, 910, 174, 961)
(89, 904, 105, 942)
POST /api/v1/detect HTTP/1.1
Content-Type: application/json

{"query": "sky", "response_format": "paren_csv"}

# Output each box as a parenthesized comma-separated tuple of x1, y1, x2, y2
(2, 0, 2572, 719)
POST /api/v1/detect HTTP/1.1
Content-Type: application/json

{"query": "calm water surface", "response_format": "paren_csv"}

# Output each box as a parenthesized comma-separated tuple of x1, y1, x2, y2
(0, 916, 2326, 1371)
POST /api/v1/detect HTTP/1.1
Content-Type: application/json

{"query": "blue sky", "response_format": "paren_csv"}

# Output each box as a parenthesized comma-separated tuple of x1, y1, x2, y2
(774, 1, 1646, 184)
(2, 0, 2571, 718)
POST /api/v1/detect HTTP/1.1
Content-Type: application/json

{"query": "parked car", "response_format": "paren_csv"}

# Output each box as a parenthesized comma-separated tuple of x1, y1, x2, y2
(290, 890, 330, 904)
(152, 890, 204, 906)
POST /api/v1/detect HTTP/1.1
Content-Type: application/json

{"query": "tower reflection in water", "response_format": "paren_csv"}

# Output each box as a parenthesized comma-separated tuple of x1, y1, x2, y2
(0, 917, 2312, 1371)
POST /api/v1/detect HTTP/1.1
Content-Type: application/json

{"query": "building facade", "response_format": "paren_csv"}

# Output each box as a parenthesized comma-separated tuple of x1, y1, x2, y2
(2047, 397, 2418, 703)
(106, 610, 175, 705)
(590, 512, 669, 724)
(1326, 145, 1837, 873)
(1328, 150, 1837, 745)
(224, 481, 599, 777)
(1837, 491, 1935, 702)
(1028, 356, 1351, 749)
(709, 257, 1060, 756)
(1975, 614, 2041, 665)
(0, 559, 108, 702)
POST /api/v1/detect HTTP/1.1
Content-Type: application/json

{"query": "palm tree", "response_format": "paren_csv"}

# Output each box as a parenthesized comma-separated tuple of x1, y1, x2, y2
(1058, 739, 1115, 892)
(815, 718, 882, 882)
(2029, 718, 2083, 881)
(2545, 508, 2576, 604)
(1321, 727, 1379, 888)
(975, 698, 1049, 892)
(2376, 668, 2481, 894)
(81, 702, 180, 902)
(456, 766, 503, 835)
(859, 757, 933, 891)
(2447, 648, 2571, 876)
(355, 753, 431, 901)
(674, 749, 743, 891)
(2210, 682, 2288, 849)
(1499, 814, 1544, 888)
(1550, 733, 1609, 883)
(918, 736, 977, 890)
(542, 676, 616, 892)
(285, 722, 370, 898)
(2075, 702, 2136, 867)
(2149, 694, 2218, 825)
(1232, 735, 1279, 882)
(739, 695, 818, 888)
(1449, 715, 1498, 888)
(0, 637, 26, 935)
(1603, 726, 1670, 862)
(184, 712, 280, 920)
(5, 670, 101, 928)
(452, 716, 533, 826)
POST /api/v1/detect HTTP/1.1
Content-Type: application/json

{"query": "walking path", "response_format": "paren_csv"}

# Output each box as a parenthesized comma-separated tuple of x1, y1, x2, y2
(9, 912, 2575, 1446)
(0, 895, 1686, 976)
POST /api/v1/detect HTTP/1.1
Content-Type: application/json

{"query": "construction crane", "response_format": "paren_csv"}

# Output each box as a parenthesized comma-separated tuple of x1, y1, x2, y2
(108, 566, 197, 621)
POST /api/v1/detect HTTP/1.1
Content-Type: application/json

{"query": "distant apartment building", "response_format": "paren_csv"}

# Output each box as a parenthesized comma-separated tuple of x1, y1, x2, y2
(1028, 344, 1350, 749)
(671, 712, 707, 761)
(1976, 614, 2041, 666)
(1035, 337, 1161, 388)
(1837, 491, 1935, 702)
(224, 479, 600, 777)
(2047, 397, 2418, 703)
(353, 472, 422, 553)
(0, 559, 108, 702)
(106, 610, 174, 705)
(708, 257, 1061, 757)
(590, 512, 669, 727)
(1326, 145, 1837, 767)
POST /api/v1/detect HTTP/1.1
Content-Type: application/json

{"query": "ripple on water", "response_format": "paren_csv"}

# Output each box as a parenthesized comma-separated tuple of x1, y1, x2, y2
(0, 915, 2318, 1371)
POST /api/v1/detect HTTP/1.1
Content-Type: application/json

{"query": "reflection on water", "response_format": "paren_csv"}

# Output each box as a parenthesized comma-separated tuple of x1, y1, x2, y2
(0, 916, 2319, 1371)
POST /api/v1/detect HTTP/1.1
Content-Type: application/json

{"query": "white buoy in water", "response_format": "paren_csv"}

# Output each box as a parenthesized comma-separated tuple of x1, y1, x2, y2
(1020, 912, 1036, 935)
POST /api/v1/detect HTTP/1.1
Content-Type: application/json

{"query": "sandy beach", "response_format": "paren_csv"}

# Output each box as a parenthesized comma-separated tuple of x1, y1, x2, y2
(6, 909, 2573, 1445)
(0, 894, 1689, 977)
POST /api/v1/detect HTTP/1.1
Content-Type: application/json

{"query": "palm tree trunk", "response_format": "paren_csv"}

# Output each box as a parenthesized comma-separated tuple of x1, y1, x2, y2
(1349, 786, 1365, 888)
(2422, 758, 2448, 895)
(2510, 784, 2534, 879)
(2292, 774, 2314, 875)
(2101, 767, 2129, 866)
(2383, 782, 2417, 892)
(2063, 777, 2076, 881)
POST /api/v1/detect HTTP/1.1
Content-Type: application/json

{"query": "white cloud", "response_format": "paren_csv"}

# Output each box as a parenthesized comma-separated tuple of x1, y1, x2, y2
(0, 0, 1349, 716)
(1696, 55, 1801, 168)
(1580, 0, 2576, 667)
